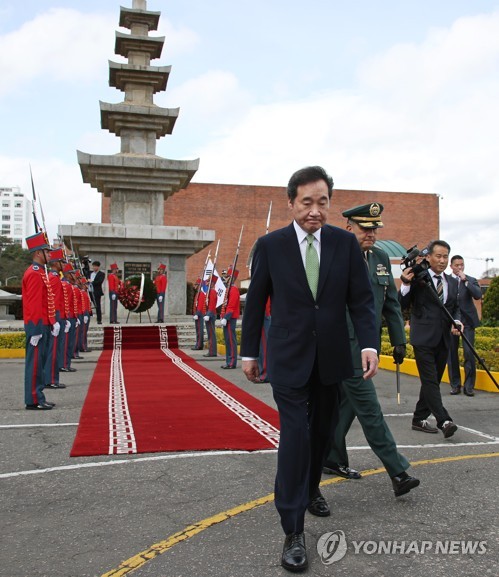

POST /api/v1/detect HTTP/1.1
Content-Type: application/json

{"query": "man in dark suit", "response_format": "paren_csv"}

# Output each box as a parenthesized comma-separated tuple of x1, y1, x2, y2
(89, 261, 105, 324)
(447, 255, 482, 396)
(323, 203, 419, 498)
(399, 240, 462, 439)
(241, 166, 378, 573)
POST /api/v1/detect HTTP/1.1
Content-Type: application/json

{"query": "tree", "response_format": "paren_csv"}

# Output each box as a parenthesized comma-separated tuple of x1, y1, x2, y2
(482, 276, 499, 326)
(0, 236, 32, 287)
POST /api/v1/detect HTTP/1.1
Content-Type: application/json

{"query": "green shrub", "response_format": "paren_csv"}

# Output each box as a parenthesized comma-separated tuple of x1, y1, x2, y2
(216, 327, 241, 345)
(0, 332, 25, 349)
(381, 327, 499, 370)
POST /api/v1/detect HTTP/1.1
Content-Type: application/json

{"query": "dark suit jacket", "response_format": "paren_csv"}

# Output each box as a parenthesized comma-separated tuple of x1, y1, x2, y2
(457, 275, 481, 329)
(91, 270, 105, 299)
(399, 272, 459, 348)
(240, 223, 378, 387)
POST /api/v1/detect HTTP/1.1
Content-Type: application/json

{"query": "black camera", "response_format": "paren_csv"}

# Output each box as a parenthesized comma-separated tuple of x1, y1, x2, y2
(401, 245, 430, 280)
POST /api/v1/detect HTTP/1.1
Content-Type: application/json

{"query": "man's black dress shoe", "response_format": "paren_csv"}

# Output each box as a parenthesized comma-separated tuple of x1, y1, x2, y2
(45, 383, 66, 389)
(391, 471, 420, 497)
(44, 401, 56, 407)
(221, 365, 236, 369)
(60, 367, 77, 372)
(203, 354, 217, 357)
(463, 389, 475, 397)
(441, 420, 458, 438)
(307, 491, 330, 517)
(450, 387, 461, 395)
(282, 533, 308, 572)
(73, 355, 83, 360)
(411, 419, 438, 433)
(190, 347, 203, 350)
(26, 402, 53, 410)
(323, 462, 362, 479)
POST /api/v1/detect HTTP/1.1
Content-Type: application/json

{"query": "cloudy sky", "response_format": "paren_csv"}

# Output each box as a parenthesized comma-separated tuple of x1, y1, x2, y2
(1, 0, 498, 278)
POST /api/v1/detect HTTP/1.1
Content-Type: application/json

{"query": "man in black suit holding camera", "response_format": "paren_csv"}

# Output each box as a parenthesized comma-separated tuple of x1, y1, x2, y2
(399, 240, 462, 439)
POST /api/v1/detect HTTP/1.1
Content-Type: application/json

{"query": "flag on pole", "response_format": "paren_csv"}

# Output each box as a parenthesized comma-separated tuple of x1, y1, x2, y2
(203, 259, 227, 307)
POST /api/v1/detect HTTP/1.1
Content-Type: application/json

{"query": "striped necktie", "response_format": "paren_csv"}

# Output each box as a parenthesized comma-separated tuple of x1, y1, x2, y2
(305, 234, 319, 299)
(434, 275, 444, 303)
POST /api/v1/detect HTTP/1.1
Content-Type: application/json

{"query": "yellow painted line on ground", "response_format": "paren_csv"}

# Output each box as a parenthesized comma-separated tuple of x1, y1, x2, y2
(101, 451, 499, 577)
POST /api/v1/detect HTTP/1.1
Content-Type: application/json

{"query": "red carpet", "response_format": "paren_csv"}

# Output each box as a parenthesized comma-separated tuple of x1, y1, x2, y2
(71, 326, 280, 456)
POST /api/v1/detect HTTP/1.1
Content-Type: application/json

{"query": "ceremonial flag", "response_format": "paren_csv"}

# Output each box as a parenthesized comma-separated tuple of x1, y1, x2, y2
(203, 259, 226, 307)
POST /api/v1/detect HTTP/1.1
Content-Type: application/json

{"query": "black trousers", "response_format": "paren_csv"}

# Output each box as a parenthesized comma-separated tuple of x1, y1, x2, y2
(413, 338, 452, 427)
(272, 362, 339, 535)
(91, 293, 102, 323)
(448, 327, 477, 392)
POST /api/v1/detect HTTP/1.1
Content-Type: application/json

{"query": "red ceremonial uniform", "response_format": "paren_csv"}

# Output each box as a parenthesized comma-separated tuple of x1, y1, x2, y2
(48, 271, 65, 319)
(223, 286, 240, 319)
(22, 265, 56, 327)
(194, 289, 206, 314)
(154, 274, 167, 294)
(61, 279, 74, 319)
(207, 288, 218, 314)
(22, 263, 56, 407)
(108, 273, 120, 293)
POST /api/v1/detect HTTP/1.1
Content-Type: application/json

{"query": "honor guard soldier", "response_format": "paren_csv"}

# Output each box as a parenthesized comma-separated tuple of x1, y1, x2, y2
(72, 271, 85, 359)
(220, 268, 241, 369)
(44, 248, 67, 390)
(108, 263, 120, 324)
(79, 276, 92, 352)
(60, 263, 77, 373)
(154, 263, 168, 323)
(191, 277, 205, 350)
(22, 231, 58, 410)
(203, 274, 219, 357)
(324, 202, 419, 497)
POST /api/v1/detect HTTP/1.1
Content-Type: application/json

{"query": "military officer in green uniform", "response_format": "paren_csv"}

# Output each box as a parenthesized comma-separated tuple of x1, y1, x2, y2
(323, 202, 420, 497)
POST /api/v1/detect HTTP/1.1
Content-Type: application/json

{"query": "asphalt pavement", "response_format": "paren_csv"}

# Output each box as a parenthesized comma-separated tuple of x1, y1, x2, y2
(1, 340, 498, 577)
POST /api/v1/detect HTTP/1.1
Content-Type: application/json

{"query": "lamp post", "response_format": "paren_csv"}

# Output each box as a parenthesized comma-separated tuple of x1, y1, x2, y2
(5, 276, 18, 286)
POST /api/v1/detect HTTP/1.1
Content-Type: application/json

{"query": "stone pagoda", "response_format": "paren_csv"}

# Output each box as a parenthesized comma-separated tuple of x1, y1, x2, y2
(59, 0, 213, 317)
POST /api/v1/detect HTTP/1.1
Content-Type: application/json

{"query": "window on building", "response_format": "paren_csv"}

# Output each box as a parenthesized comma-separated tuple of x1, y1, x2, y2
(14, 215, 23, 222)
(14, 202, 22, 208)
(2, 215, 11, 221)
(2, 202, 10, 208)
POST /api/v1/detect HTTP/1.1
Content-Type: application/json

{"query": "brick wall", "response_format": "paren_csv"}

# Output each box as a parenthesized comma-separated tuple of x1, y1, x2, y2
(102, 182, 439, 284)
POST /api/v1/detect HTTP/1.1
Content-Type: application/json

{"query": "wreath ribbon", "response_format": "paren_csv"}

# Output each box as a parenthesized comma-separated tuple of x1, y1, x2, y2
(132, 273, 145, 313)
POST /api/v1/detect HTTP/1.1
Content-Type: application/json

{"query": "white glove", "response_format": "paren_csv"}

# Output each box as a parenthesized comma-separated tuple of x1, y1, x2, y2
(158, 296, 163, 302)
(65, 320, 71, 333)
(220, 318, 227, 326)
(30, 334, 43, 347)
(112, 294, 117, 301)
(76, 319, 81, 327)
(51, 322, 61, 337)
(193, 315, 199, 320)
(83, 315, 89, 324)
(203, 316, 210, 322)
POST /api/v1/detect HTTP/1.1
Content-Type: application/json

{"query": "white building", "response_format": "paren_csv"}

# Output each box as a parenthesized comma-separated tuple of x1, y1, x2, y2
(0, 186, 34, 248)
